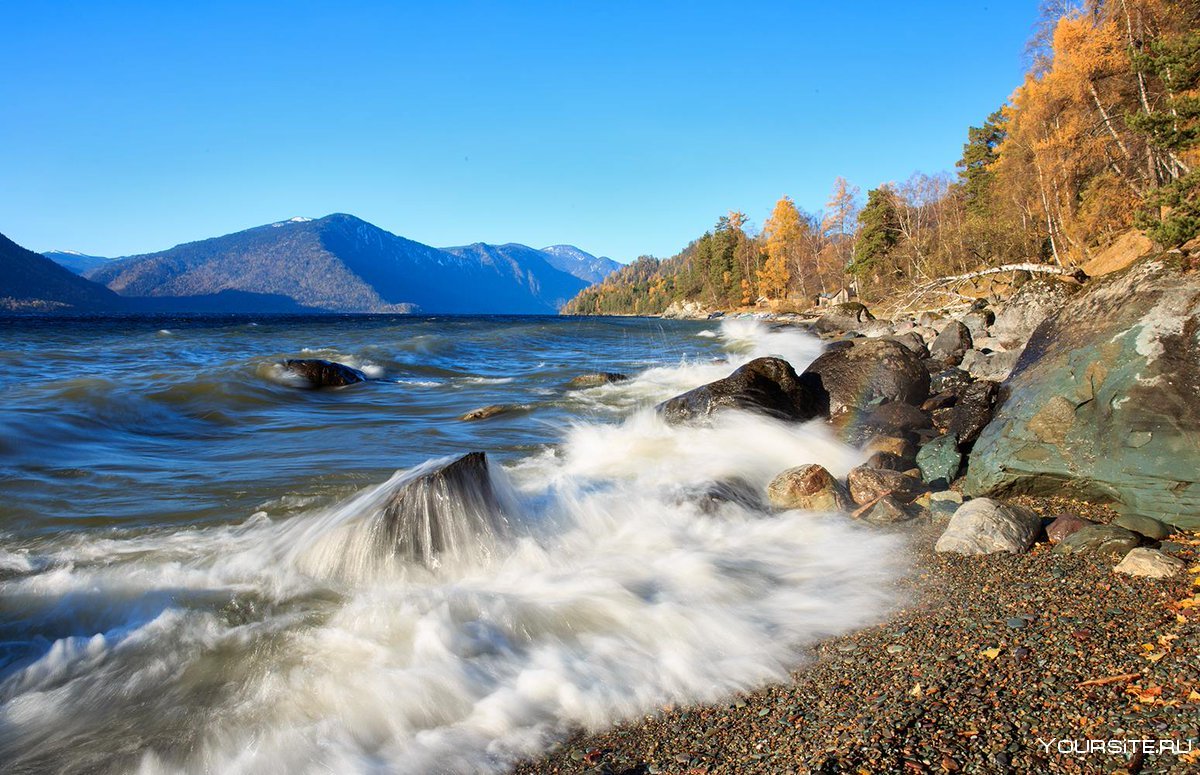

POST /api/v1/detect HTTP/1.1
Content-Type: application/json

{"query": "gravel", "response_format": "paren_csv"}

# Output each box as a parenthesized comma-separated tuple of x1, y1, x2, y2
(511, 499, 1200, 775)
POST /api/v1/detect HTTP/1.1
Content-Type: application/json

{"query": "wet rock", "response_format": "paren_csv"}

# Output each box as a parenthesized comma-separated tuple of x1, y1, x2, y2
(934, 498, 1041, 555)
(959, 349, 1019, 382)
(921, 392, 957, 412)
(657, 357, 822, 424)
(991, 278, 1075, 349)
(1112, 514, 1171, 541)
(568, 372, 629, 388)
(767, 465, 852, 512)
(282, 358, 367, 388)
(965, 259, 1200, 529)
(1114, 547, 1185, 578)
(460, 404, 517, 421)
(946, 380, 999, 448)
(847, 465, 926, 505)
(852, 495, 917, 525)
(381, 452, 510, 568)
(686, 479, 764, 514)
(863, 434, 917, 463)
(929, 367, 973, 396)
(1052, 524, 1140, 557)
(865, 450, 910, 471)
(916, 434, 961, 485)
(800, 339, 929, 417)
(929, 321, 973, 366)
(1045, 514, 1096, 544)
(843, 401, 932, 444)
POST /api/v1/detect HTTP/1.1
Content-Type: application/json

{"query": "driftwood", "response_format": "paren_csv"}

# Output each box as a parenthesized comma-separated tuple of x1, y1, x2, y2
(923, 263, 1088, 287)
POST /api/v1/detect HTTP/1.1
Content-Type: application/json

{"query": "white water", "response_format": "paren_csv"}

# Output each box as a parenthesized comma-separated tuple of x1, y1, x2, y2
(0, 320, 907, 774)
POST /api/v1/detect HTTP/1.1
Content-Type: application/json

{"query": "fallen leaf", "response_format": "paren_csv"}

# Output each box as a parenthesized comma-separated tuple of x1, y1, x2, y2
(981, 647, 1001, 660)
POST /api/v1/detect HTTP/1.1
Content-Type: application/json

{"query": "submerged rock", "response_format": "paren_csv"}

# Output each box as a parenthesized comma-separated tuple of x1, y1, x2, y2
(934, 498, 1040, 555)
(767, 464, 853, 512)
(380, 452, 510, 568)
(282, 358, 367, 388)
(684, 479, 765, 514)
(800, 339, 929, 417)
(657, 356, 822, 424)
(567, 372, 629, 388)
(965, 259, 1200, 529)
(460, 404, 518, 421)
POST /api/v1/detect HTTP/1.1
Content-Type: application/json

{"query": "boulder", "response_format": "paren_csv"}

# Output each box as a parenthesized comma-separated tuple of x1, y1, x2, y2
(1052, 524, 1141, 557)
(852, 495, 917, 525)
(934, 498, 1041, 555)
(812, 302, 876, 334)
(847, 465, 926, 505)
(916, 434, 961, 485)
(865, 451, 910, 471)
(964, 259, 1200, 529)
(929, 367, 973, 396)
(767, 465, 853, 512)
(567, 372, 628, 388)
(1112, 514, 1171, 541)
(1046, 514, 1096, 544)
(990, 278, 1076, 349)
(686, 479, 764, 514)
(946, 380, 999, 448)
(282, 358, 367, 388)
(929, 490, 964, 518)
(657, 357, 822, 424)
(889, 331, 929, 357)
(959, 349, 1020, 382)
(863, 435, 917, 463)
(1114, 548, 1185, 578)
(960, 309, 994, 340)
(800, 339, 930, 417)
(929, 321, 973, 366)
(843, 402, 932, 445)
(381, 452, 510, 568)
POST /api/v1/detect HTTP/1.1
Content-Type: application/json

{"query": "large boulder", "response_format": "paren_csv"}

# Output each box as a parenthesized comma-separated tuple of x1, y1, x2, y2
(281, 358, 368, 388)
(767, 465, 853, 512)
(800, 339, 929, 417)
(946, 380, 999, 448)
(934, 498, 1041, 555)
(929, 321, 973, 366)
(964, 259, 1200, 529)
(990, 278, 1076, 349)
(381, 452, 510, 568)
(657, 357, 822, 424)
(812, 302, 875, 334)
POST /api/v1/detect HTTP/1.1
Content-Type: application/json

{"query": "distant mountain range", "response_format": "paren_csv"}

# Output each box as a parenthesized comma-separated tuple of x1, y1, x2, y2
(2, 214, 621, 315)
(1, 233, 124, 313)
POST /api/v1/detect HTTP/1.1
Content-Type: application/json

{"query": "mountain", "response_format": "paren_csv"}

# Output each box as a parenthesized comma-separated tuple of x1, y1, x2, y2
(42, 250, 114, 276)
(539, 245, 622, 285)
(440, 242, 591, 311)
(86, 214, 589, 314)
(0, 232, 124, 313)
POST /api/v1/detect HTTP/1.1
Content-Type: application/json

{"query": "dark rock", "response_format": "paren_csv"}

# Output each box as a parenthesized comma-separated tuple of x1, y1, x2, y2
(1112, 514, 1171, 540)
(921, 392, 957, 412)
(847, 465, 926, 505)
(812, 302, 875, 334)
(929, 367, 973, 396)
(657, 357, 822, 424)
(929, 321, 973, 366)
(946, 380, 999, 448)
(888, 331, 929, 358)
(685, 479, 764, 514)
(843, 401, 932, 445)
(865, 451, 910, 471)
(965, 259, 1200, 529)
(568, 372, 629, 388)
(1052, 524, 1140, 557)
(852, 495, 917, 525)
(1045, 514, 1096, 544)
(281, 358, 368, 388)
(800, 339, 929, 417)
(381, 452, 510, 568)
(915, 434, 961, 485)
(767, 465, 852, 512)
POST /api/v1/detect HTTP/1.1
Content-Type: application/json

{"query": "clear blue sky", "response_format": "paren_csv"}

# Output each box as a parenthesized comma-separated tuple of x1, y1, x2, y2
(2, 1, 1036, 262)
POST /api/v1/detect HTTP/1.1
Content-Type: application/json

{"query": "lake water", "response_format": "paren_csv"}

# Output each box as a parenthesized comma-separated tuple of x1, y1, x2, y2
(0, 314, 904, 774)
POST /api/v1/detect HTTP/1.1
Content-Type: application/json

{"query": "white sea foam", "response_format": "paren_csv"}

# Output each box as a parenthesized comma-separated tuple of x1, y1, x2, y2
(0, 320, 904, 775)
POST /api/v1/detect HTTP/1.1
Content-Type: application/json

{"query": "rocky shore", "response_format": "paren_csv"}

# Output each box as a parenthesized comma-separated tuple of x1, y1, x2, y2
(514, 253, 1200, 774)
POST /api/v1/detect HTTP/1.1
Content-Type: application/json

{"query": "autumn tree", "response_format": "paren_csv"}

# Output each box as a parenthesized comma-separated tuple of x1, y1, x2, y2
(759, 196, 801, 300)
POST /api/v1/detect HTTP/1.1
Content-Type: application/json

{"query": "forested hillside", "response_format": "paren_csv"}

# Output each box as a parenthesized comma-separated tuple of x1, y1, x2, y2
(564, 0, 1200, 315)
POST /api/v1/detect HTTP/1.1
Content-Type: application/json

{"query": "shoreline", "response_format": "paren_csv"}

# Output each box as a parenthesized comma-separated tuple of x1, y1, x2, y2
(513, 497, 1200, 774)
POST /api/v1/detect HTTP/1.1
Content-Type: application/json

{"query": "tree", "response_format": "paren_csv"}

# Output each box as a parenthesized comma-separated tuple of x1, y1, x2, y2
(760, 196, 801, 300)
(822, 177, 861, 277)
(957, 110, 1007, 216)
(851, 187, 900, 286)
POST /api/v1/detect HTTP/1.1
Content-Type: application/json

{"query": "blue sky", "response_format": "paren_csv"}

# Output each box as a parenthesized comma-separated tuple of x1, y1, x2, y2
(2, 1, 1035, 261)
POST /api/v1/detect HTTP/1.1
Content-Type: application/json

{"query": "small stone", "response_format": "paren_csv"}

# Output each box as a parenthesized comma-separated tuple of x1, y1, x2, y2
(1006, 617, 1027, 629)
(886, 644, 906, 654)
(1114, 547, 1186, 578)
(1045, 514, 1095, 544)
(459, 404, 516, 421)
(915, 434, 962, 485)
(1053, 524, 1140, 557)
(1112, 514, 1171, 541)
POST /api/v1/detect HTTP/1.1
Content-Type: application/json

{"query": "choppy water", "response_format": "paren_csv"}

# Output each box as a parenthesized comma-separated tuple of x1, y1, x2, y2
(0, 314, 905, 774)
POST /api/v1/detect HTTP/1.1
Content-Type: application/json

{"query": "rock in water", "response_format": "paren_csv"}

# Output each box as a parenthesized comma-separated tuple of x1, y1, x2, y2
(934, 498, 1041, 555)
(567, 372, 628, 388)
(460, 404, 517, 421)
(964, 259, 1200, 529)
(657, 356, 822, 424)
(380, 452, 510, 568)
(282, 358, 367, 387)
(767, 465, 853, 512)
(812, 302, 875, 334)
(800, 339, 929, 417)
(1114, 547, 1185, 578)
(847, 465, 926, 505)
